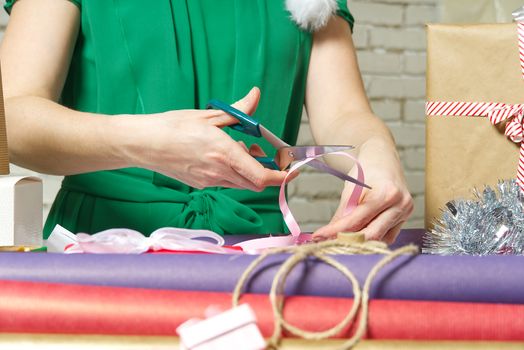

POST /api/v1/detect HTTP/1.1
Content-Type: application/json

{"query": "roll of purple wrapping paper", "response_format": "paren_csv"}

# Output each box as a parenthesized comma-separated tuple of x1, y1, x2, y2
(0, 229, 523, 304)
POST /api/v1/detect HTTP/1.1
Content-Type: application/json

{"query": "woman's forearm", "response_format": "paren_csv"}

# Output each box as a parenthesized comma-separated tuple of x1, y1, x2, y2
(5, 89, 291, 191)
(311, 110, 400, 174)
(6, 95, 131, 175)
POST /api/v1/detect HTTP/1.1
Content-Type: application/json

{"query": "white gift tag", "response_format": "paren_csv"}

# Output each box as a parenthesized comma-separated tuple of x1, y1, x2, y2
(177, 304, 266, 350)
(0, 175, 42, 247)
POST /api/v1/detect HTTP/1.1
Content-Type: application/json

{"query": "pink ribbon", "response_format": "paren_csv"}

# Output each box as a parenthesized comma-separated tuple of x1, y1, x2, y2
(234, 151, 364, 253)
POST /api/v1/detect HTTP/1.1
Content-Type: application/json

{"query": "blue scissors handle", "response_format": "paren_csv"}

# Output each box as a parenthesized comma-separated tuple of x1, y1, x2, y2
(254, 157, 280, 170)
(207, 99, 262, 137)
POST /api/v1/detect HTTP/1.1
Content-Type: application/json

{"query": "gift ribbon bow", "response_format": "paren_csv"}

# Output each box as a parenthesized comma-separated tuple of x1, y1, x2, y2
(426, 21, 524, 193)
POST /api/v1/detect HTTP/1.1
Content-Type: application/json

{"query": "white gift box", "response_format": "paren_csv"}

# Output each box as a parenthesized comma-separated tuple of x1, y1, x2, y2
(0, 175, 43, 247)
(177, 304, 266, 350)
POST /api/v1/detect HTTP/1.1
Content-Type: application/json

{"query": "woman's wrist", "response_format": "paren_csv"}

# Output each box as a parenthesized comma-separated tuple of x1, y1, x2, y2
(104, 114, 151, 169)
(361, 135, 399, 160)
(358, 135, 404, 177)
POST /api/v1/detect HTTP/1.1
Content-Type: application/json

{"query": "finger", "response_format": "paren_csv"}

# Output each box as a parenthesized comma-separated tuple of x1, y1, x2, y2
(216, 179, 249, 190)
(238, 141, 249, 152)
(330, 170, 372, 223)
(248, 143, 301, 182)
(240, 142, 297, 188)
(314, 193, 389, 240)
(381, 222, 404, 245)
(248, 143, 267, 157)
(209, 87, 261, 128)
(231, 86, 260, 116)
(331, 182, 357, 223)
(359, 207, 405, 241)
(216, 162, 270, 192)
(227, 142, 288, 189)
(284, 169, 300, 183)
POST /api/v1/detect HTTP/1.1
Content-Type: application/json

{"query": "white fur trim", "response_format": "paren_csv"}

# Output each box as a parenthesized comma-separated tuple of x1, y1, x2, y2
(286, 0, 339, 31)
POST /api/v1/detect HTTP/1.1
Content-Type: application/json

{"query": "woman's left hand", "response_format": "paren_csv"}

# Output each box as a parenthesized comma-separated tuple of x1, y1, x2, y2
(312, 138, 414, 244)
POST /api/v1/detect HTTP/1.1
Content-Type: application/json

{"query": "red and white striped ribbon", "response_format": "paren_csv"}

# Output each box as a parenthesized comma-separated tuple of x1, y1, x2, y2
(426, 101, 524, 192)
(518, 22, 524, 77)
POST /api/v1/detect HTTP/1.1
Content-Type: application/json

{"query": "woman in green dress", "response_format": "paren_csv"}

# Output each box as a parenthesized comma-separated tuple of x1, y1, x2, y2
(0, 0, 413, 243)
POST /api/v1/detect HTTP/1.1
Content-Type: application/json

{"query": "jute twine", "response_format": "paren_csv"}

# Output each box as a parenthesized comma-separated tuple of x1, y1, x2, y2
(232, 238, 419, 350)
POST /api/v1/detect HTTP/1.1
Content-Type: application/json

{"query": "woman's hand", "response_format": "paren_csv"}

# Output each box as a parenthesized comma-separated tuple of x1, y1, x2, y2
(312, 138, 414, 244)
(121, 87, 289, 191)
(304, 16, 414, 244)
(2, 4, 284, 191)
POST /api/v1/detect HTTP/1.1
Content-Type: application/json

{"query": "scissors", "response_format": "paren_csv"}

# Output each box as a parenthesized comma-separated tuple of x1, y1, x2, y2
(207, 99, 371, 189)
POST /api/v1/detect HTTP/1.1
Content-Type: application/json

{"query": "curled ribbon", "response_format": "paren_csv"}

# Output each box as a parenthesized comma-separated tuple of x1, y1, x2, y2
(63, 227, 242, 254)
(426, 101, 524, 192)
(234, 150, 365, 253)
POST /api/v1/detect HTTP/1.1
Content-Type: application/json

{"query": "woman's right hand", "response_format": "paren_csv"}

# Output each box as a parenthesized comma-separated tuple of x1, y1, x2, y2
(119, 87, 289, 191)
(1, 1, 286, 188)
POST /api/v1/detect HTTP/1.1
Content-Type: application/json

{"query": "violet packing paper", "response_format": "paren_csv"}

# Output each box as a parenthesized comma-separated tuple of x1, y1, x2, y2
(0, 231, 523, 304)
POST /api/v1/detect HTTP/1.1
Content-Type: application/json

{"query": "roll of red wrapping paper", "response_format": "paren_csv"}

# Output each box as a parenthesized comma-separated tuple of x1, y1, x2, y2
(0, 280, 523, 340)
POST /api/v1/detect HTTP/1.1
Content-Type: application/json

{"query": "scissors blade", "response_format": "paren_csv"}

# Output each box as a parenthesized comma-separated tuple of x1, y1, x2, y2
(274, 145, 354, 170)
(281, 146, 355, 161)
(307, 159, 372, 189)
(259, 125, 290, 149)
(257, 124, 368, 188)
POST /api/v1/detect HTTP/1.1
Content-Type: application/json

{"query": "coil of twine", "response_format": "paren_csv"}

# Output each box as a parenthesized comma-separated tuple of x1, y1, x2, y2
(232, 234, 419, 350)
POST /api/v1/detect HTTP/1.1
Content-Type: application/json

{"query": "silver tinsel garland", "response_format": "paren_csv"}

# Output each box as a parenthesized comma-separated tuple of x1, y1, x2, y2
(423, 179, 524, 256)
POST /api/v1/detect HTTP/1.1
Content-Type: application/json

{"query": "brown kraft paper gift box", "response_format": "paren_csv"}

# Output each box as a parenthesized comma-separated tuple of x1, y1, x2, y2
(0, 67, 8, 175)
(425, 23, 523, 229)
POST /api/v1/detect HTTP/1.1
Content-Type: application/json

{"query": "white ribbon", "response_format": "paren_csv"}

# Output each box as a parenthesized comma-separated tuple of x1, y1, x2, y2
(48, 225, 242, 254)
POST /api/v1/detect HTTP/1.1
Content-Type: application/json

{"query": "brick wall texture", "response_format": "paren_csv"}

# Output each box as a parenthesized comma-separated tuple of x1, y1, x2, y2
(0, 0, 439, 231)
(293, 0, 439, 231)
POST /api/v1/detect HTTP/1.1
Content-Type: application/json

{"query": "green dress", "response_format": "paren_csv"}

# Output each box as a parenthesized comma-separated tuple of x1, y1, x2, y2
(5, 0, 354, 238)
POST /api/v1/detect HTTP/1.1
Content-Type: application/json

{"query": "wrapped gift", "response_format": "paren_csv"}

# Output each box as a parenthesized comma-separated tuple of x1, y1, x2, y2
(177, 304, 265, 350)
(0, 175, 43, 247)
(425, 23, 524, 228)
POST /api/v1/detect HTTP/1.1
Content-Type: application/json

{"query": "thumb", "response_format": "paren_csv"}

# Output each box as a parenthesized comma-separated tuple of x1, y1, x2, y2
(232, 87, 261, 116)
(330, 182, 355, 224)
(208, 87, 260, 128)
(209, 87, 261, 128)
